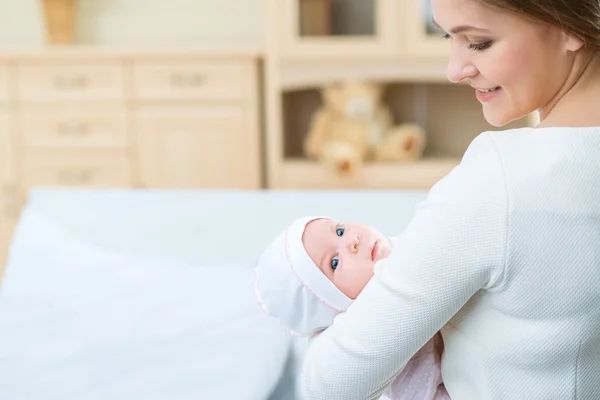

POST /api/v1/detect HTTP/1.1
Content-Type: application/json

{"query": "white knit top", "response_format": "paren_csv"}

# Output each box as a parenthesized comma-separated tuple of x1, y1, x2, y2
(300, 127, 600, 400)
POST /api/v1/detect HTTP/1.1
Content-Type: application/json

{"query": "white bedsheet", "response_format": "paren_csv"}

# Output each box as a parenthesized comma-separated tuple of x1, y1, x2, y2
(0, 208, 292, 400)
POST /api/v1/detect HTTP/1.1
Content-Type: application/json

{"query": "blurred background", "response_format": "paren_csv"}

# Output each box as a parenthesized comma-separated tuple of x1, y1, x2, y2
(0, 0, 538, 270)
(0, 1, 537, 399)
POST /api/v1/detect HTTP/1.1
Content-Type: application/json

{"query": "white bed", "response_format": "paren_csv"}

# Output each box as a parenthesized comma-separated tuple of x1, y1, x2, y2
(0, 188, 427, 399)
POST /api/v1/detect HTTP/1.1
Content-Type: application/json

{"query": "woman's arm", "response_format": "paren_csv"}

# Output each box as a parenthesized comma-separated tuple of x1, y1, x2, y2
(300, 132, 509, 399)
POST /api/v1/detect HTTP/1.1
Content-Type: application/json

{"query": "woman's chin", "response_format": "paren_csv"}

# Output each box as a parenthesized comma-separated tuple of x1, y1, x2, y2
(483, 107, 519, 128)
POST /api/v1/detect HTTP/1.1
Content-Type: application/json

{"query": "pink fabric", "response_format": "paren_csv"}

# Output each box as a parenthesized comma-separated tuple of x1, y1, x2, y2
(380, 332, 450, 400)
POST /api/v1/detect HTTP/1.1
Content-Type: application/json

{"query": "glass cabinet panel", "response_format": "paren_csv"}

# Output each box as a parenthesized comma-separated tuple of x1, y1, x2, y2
(404, 0, 450, 57)
(278, 0, 400, 59)
(422, 0, 445, 37)
(298, 0, 376, 37)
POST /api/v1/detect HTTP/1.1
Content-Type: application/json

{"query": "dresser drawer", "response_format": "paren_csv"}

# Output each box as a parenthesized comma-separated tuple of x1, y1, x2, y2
(132, 60, 254, 101)
(16, 62, 125, 101)
(21, 149, 132, 188)
(18, 105, 128, 148)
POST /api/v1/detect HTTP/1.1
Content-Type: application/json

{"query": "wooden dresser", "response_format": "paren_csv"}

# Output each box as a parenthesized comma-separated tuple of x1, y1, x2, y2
(0, 46, 263, 272)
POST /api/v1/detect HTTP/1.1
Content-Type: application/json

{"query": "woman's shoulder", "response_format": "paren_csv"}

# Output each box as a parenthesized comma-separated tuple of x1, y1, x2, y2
(425, 131, 507, 207)
(425, 125, 600, 207)
(484, 125, 600, 161)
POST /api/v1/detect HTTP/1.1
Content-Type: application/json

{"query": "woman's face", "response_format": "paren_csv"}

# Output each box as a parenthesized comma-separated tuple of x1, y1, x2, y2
(432, 0, 582, 127)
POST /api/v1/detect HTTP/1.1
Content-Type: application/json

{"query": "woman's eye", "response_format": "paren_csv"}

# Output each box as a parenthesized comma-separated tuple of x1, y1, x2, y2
(469, 41, 492, 51)
(336, 225, 345, 237)
(330, 255, 339, 271)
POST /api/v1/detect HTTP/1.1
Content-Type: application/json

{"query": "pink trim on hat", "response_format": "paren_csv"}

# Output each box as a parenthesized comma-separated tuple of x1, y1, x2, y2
(253, 268, 321, 338)
(284, 225, 345, 313)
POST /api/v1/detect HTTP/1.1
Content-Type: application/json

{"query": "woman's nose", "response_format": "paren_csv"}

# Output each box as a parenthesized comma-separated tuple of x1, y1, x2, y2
(446, 51, 478, 83)
(348, 235, 360, 254)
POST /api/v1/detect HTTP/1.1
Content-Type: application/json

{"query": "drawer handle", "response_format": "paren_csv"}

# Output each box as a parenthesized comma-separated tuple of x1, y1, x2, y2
(57, 122, 89, 137)
(170, 72, 205, 87)
(54, 74, 88, 90)
(58, 169, 93, 185)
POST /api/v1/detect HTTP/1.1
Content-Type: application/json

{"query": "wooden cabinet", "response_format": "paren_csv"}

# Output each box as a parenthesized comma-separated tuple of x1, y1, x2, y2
(133, 56, 261, 190)
(275, 0, 401, 59)
(0, 48, 263, 276)
(13, 56, 132, 217)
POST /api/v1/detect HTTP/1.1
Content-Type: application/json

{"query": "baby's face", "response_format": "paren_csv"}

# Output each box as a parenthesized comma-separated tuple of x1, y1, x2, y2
(302, 218, 392, 299)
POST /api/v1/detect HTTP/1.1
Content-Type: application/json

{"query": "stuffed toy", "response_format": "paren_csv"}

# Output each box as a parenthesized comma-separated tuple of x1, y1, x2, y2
(303, 80, 426, 175)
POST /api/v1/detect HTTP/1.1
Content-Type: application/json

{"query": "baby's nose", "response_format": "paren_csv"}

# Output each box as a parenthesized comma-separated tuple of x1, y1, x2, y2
(349, 235, 360, 254)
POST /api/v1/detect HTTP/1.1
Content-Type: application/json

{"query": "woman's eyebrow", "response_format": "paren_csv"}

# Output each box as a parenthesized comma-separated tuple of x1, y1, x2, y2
(432, 18, 490, 34)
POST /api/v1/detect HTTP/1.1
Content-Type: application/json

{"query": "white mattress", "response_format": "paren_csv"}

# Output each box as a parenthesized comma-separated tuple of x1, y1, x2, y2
(0, 188, 428, 399)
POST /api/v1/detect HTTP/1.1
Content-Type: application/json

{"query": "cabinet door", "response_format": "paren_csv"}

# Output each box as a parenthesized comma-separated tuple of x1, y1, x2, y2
(136, 106, 260, 189)
(275, 0, 401, 59)
(404, 0, 450, 57)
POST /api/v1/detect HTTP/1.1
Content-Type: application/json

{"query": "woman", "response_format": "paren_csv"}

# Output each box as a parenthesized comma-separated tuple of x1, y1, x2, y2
(300, 0, 600, 399)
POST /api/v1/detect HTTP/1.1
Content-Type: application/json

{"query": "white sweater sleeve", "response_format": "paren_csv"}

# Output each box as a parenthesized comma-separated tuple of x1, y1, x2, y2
(300, 132, 508, 400)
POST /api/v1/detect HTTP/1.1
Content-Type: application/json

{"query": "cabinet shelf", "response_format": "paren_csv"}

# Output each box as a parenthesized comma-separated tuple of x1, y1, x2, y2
(271, 81, 536, 190)
(279, 157, 459, 189)
(279, 58, 450, 91)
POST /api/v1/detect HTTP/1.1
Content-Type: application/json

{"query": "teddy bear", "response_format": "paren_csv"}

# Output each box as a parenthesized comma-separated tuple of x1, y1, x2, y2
(303, 80, 426, 175)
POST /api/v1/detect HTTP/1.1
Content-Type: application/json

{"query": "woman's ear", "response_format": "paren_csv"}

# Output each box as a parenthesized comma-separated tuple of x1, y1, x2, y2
(564, 32, 584, 52)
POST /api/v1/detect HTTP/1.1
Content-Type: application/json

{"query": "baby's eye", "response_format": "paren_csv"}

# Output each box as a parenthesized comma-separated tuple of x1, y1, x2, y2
(330, 255, 340, 271)
(336, 225, 345, 237)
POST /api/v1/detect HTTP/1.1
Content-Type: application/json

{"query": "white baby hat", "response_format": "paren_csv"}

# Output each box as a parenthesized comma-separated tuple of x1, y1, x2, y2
(253, 216, 353, 337)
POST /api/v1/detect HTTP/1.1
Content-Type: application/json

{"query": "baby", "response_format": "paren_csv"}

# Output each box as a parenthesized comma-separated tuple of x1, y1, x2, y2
(253, 216, 450, 400)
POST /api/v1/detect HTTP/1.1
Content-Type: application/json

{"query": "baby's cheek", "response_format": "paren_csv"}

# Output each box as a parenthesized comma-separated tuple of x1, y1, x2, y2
(337, 276, 362, 300)
(347, 270, 374, 299)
